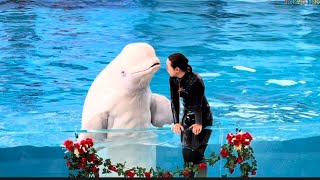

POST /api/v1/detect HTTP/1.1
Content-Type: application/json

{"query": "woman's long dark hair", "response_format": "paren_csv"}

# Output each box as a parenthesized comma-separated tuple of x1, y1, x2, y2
(168, 53, 192, 73)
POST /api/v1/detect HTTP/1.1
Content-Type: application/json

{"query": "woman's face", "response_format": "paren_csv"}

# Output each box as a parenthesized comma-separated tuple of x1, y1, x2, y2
(166, 59, 177, 77)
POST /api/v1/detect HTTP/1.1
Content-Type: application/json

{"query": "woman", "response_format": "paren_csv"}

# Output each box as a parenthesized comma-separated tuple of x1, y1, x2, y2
(166, 53, 213, 177)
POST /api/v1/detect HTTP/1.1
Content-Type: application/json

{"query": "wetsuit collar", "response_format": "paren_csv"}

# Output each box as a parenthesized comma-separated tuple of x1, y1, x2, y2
(178, 71, 191, 83)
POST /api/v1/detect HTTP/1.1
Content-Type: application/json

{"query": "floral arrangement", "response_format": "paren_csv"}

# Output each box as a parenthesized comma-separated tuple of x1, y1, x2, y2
(220, 128, 257, 177)
(62, 128, 257, 178)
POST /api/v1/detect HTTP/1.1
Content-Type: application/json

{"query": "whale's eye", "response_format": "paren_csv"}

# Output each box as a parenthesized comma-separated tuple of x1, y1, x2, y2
(121, 70, 126, 77)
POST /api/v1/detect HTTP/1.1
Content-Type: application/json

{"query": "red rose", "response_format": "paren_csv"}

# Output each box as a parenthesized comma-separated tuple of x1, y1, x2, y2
(78, 148, 84, 155)
(92, 166, 99, 172)
(66, 161, 71, 167)
(164, 173, 171, 178)
(226, 133, 234, 144)
(233, 138, 241, 146)
(236, 133, 243, 141)
(85, 168, 90, 172)
(236, 156, 243, 164)
(243, 140, 251, 146)
(130, 172, 135, 178)
(144, 172, 151, 178)
(78, 163, 84, 169)
(252, 171, 256, 175)
(233, 134, 242, 146)
(93, 160, 100, 165)
(220, 148, 229, 158)
(89, 154, 96, 162)
(81, 157, 87, 163)
(241, 132, 252, 146)
(244, 132, 253, 141)
(183, 170, 189, 176)
(63, 140, 74, 151)
(86, 138, 94, 147)
(108, 165, 117, 172)
(229, 168, 234, 174)
(74, 143, 80, 149)
(80, 140, 89, 150)
(198, 163, 207, 169)
(125, 170, 135, 178)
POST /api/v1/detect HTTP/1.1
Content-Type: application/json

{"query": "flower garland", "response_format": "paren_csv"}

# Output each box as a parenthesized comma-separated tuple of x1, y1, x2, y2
(62, 128, 257, 178)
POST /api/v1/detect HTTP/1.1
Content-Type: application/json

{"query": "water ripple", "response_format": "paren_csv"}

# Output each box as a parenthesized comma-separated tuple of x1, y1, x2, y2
(0, 0, 320, 146)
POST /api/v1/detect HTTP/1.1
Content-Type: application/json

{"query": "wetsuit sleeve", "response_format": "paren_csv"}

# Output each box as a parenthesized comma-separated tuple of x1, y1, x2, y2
(188, 81, 204, 125)
(169, 78, 180, 124)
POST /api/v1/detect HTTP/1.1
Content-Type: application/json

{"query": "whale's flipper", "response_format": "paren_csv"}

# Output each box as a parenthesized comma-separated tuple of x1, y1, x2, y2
(150, 93, 174, 127)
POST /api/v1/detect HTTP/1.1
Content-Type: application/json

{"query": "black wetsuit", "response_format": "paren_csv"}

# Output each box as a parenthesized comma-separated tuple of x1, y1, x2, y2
(169, 71, 213, 166)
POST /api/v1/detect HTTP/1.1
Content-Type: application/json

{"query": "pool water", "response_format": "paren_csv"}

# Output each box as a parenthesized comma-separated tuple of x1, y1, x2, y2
(1, 0, 319, 147)
(0, 0, 320, 177)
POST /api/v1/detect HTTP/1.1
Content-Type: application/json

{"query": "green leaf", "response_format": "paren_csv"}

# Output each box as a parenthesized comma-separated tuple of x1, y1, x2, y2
(222, 144, 228, 149)
(210, 152, 216, 157)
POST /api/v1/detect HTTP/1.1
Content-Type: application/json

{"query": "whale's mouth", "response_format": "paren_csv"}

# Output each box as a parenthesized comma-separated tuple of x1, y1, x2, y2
(131, 62, 160, 74)
(150, 62, 160, 68)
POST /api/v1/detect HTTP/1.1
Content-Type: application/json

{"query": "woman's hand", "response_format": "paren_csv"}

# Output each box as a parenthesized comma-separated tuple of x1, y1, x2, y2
(190, 124, 202, 135)
(171, 123, 184, 134)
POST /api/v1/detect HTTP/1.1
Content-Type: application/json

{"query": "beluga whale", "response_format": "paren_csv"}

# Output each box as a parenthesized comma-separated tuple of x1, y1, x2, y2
(79, 42, 173, 140)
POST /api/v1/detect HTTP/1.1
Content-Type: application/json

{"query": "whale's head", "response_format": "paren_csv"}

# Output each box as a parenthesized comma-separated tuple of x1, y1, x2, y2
(112, 42, 161, 90)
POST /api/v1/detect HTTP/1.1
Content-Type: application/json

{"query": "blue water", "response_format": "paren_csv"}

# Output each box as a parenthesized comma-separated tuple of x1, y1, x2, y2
(1, 0, 320, 148)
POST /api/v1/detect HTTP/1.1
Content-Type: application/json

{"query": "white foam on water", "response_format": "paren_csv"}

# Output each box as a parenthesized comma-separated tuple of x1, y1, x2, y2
(234, 104, 260, 109)
(299, 114, 312, 119)
(299, 80, 306, 84)
(199, 72, 221, 77)
(233, 65, 256, 72)
(255, 114, 270, 119)
(303, 91, 312, 96)
(266, 79, 297, 86)
(225, 112, 256, 118)
(278, 127, 297, 131)
(255, 135, 285, 141)
(245, 110, 267, 114)
(209, 102, 231, 107)
(244, 111, 270, 119)
(279, 107, 295, 110)
(243, 122, 264, 126)
(302, 111, 319, 117)
(283, 115, 294, 119)
(44, 112, 58, 118)
(274, 119, 285, 123)
(289, 94, 299, 97)
(241, 89, 247, 94)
